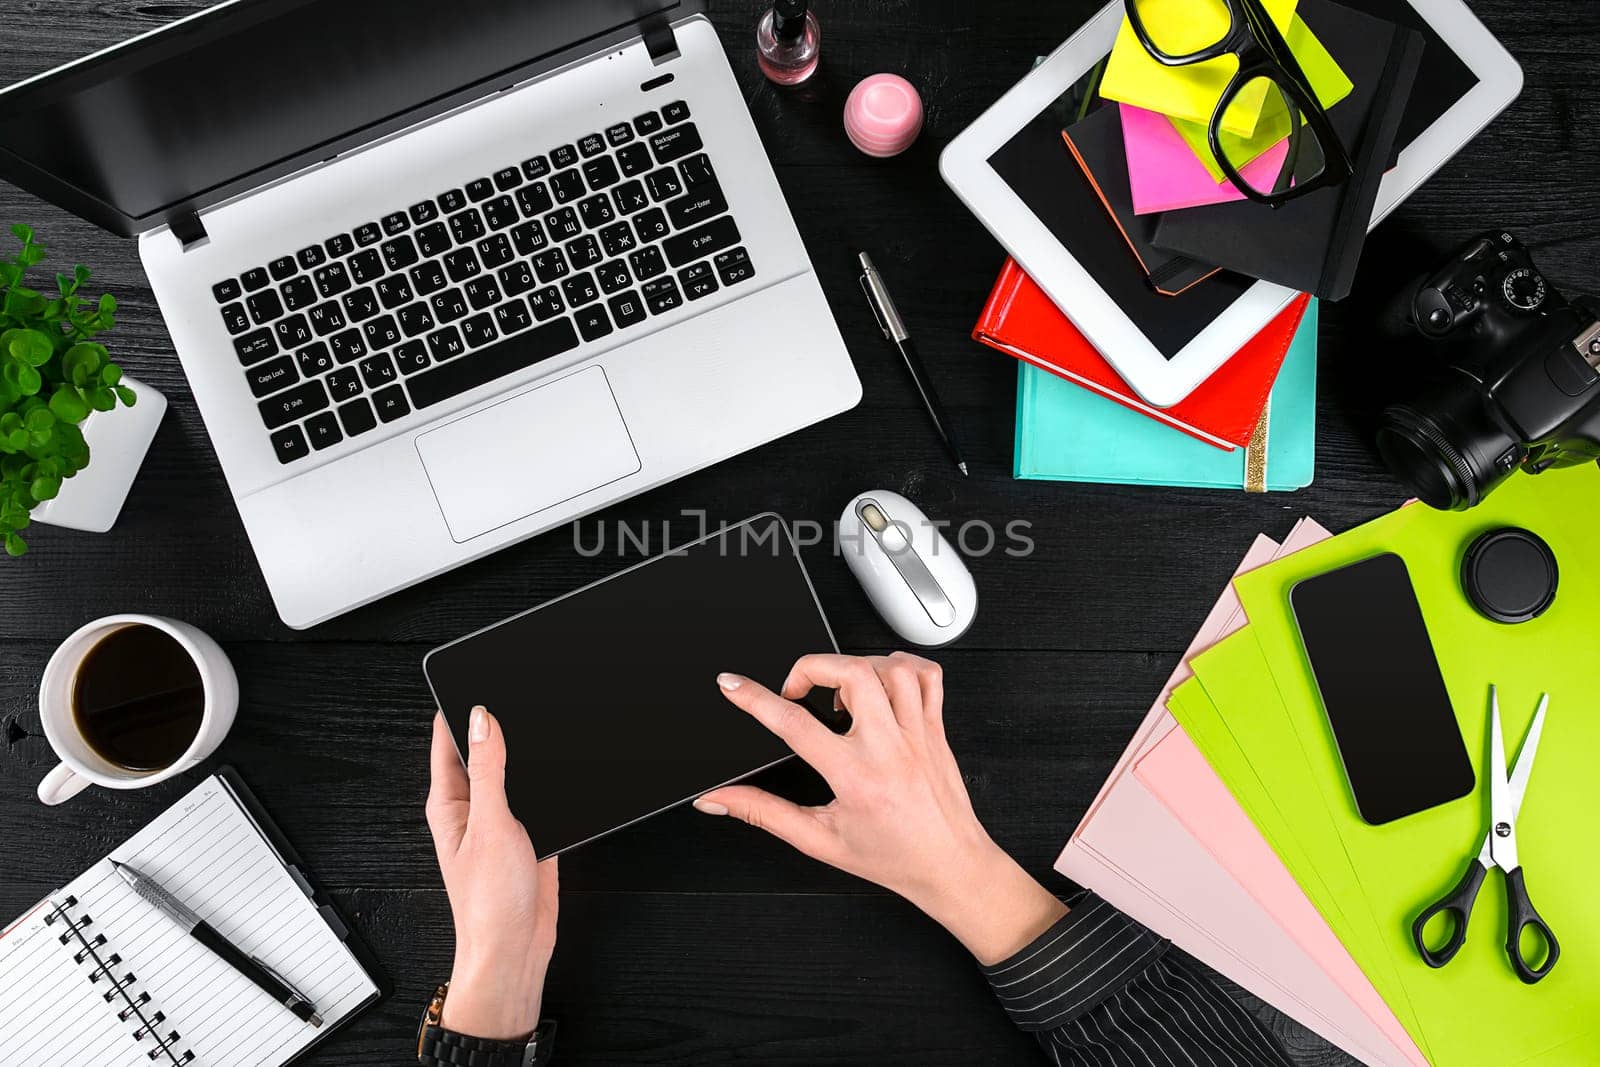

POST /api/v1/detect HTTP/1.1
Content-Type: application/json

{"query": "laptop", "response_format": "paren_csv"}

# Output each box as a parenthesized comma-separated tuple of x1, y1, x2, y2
(0, 0, 862, 629)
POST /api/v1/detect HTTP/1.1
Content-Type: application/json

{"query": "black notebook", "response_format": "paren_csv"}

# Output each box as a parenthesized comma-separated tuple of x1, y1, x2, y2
(1063, 105, 1220, 297)
(1151, 0, 1426, 301)
(0, 770, 385, 1065)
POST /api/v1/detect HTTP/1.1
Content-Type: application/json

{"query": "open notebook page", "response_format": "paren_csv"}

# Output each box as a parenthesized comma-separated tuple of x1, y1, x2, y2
(2, 776, 378, 1066)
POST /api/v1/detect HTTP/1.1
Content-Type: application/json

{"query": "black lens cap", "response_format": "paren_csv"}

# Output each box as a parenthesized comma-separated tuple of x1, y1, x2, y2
(1461, 528, 1559, 624)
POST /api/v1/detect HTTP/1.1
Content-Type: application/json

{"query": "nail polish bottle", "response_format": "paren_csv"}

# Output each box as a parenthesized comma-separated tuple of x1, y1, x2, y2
(757, 0, 821, 86)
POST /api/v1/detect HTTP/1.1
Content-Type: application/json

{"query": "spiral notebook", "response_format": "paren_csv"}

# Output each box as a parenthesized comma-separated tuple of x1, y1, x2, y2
(0, 771, 383, 1066)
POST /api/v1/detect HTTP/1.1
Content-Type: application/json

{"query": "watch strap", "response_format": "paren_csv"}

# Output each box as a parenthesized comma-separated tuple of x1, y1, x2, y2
(418, 1022, 556, 1067)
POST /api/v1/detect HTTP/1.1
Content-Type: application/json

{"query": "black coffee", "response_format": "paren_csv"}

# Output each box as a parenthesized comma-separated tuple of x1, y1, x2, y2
(72, 625, 206, 772)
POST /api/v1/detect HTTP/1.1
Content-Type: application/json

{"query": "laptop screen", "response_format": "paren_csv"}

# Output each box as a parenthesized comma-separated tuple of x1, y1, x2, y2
(0, 0, 684, 235)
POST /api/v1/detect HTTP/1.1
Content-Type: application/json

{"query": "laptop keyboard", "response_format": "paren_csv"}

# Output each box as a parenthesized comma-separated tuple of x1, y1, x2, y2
(209, 101, 757, 466)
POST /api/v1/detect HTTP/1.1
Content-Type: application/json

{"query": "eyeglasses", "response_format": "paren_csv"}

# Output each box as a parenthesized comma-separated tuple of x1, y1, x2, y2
(1124, 0, 1353, 206)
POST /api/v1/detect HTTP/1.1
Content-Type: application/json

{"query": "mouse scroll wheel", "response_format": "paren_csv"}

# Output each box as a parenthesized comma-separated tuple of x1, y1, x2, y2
(860, 502, 889, 532)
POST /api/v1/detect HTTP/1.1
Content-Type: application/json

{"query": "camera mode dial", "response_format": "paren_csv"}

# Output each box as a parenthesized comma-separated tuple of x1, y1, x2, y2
(1503, 267, 1547, 312)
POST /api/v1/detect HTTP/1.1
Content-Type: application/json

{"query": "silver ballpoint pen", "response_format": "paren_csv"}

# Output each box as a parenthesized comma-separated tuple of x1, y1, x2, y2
(859, 252, 971, 477)
(112, 860, 324, 1028)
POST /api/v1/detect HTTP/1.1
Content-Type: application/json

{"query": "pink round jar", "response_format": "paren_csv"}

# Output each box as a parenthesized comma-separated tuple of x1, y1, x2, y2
(844, 74, 924, 158)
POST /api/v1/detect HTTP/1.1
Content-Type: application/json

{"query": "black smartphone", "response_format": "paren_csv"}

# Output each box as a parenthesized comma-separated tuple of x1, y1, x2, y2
(1290, 553, 1475, 825)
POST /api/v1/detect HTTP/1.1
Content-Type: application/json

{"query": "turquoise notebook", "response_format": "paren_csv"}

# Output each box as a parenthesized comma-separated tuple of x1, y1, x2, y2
(1014, 300, 1318, 490)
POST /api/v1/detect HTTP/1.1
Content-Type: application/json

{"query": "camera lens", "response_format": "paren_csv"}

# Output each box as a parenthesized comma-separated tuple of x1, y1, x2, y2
(1376, 387, 1523, 510)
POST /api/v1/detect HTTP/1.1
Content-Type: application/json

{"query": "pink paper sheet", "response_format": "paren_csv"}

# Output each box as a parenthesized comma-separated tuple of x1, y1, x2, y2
(1119, 103, 1291, 215)
(1055, 521, 1428, 1067)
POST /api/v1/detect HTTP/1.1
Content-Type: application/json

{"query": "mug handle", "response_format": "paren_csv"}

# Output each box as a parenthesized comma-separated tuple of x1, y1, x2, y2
(37, 764, 91, 806)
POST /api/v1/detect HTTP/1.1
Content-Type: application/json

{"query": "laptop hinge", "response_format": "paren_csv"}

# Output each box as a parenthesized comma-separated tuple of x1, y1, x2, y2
(171, 210, 209, 250)
(641, 15, 679, 64)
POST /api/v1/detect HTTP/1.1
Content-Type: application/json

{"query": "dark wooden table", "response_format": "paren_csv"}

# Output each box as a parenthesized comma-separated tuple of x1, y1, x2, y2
(3, 1, 1591, 1063)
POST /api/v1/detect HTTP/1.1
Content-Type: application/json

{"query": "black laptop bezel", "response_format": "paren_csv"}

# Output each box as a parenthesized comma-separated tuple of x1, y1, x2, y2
(0, 0, 700, 238)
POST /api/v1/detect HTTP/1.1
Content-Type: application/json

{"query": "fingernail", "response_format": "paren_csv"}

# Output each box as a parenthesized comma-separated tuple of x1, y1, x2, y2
(469, 706, 489, 743)
(717, 673, 745, 692)
(693, 798, 729, 816)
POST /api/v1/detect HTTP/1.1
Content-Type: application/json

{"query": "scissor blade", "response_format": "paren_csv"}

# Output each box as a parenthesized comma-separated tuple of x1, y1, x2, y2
(1488, 691, 1518, 873)
(1507, 694, 1550, 821)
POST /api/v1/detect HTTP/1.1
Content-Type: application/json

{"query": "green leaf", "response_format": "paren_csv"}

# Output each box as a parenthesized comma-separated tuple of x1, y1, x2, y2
(48, 385, 89, 424)
(101, 363, 123, 386)
(74, 264, 91, 285)
(10, 223, 33, 243)
(98, 293, 117, 315)
(88, 386, 115, 412)
(23, 407, 53, 432)
(4, 428, 25, 451)
(29, 474, 60, 501)
(3, 532, 25, 557)
(6, 329, 54, 366)
(62, 343, 105, 385)
(17, 244, 46, 268)
(2, 287, 43, 318)
(114, 385, 137, 407)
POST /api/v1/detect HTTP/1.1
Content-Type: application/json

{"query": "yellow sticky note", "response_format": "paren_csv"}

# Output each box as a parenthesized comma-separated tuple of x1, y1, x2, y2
(1100, 0, 1300, 138)
(1170, 15, 1355, 181)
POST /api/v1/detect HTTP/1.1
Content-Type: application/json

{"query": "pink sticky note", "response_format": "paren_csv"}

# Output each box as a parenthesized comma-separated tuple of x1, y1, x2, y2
(1119, 103, 1291, 216)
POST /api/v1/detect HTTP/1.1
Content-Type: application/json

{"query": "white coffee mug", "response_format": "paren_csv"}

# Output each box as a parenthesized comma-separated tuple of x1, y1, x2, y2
(37, 614, 239, 806)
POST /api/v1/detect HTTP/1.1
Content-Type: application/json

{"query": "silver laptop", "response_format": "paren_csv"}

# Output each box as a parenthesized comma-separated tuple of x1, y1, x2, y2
(0, 0, 861, 629)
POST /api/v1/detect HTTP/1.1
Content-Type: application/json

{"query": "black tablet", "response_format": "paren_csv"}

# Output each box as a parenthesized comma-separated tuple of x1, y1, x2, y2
(424, 514, 842, 857)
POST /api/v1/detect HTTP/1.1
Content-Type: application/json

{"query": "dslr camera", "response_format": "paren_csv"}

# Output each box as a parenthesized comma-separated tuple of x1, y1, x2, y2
(1377, 232, 1600, 509)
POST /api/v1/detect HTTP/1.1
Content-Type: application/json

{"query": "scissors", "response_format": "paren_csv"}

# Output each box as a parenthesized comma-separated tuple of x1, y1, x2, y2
(1411, 686, 1560, 984)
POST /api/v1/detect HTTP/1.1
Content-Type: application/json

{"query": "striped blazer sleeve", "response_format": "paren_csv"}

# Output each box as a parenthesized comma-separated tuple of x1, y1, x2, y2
(980, 894, 1295, 1067)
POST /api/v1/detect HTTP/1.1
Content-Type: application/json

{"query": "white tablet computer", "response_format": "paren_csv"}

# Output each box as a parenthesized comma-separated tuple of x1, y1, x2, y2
(941, 0, 1521, 408)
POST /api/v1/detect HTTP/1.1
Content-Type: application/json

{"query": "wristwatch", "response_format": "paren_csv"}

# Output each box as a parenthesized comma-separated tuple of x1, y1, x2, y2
(416, 982, 557, 1066)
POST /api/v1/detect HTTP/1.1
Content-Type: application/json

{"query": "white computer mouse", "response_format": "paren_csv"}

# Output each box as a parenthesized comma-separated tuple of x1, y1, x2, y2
(839, 490, 977, 648)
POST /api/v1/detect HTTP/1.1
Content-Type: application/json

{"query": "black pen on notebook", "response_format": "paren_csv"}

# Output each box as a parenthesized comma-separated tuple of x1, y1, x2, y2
(111, 860, 324, 1028)
(858, 252, 970, 477)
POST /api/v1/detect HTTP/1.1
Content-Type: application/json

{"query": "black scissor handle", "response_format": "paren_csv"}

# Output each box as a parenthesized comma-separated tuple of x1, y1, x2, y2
(1503, 866, 1561, 984)
(1412, 859, 1488, 968)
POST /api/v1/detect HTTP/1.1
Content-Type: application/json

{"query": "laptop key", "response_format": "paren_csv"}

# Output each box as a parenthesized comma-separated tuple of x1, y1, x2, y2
(642, 277, 684, 315)
(325, 233, 355, 258)
(578, 194, 615, 229)
(305, 411, 343, 451)
(663, 100, 691, 124)
(296, 341, 335, 378)
(645, 167, 682, 202)
(242, 267, 271, 292)
(235, 328, 278, 364)
(562, 272, 599, 308)
(574, 303, 612, 342)
(410, 260, 448, 295)
(444, 248, 482, 283)
(354, 222, 383, 246)
(381, 235, 419, 272)
(398, 302, 436, 338)
(438, 189, 467, 213)
(350, 249, 385, 285)
(431, 288, 470, 323)
(650, 124, 703, 165)
(511, 220, 548, 257)
(499, 261, 538, 297)
(407, 317, 581, 410)
(617, 143, 652, 178)
(628, 246, 666, 280)
(633, 111, 663, 136)
(613, 180, 649, 215)
(382, 211, 410, 236)
(269, 256, 298, 281)
(465, 277, 502, 311)
(578, 133, 607, 158)
(448, 209, 486, 245)
(309, 300, 348, 336)
(551, 144, 579, 169)
(667, 181, 728, 230)
(259, 379, 329, 430)
(282, 276, 317, 312)
(680, 262, 719, 301)
(314, 262, 352, 298)
(566, 235, 602, 270)
(493, 166, 523, 192)
(427, 326, 466, 361)
(269, 424, 309, 464)
(466, 177, 495, 202)
(551, 170, 585, 204)
(633, 208, 669, 244)
(245, 355, 298, 398)
(477, 233, 514, 270)
(328, 366, 363, 400)
(664, 215, 740, 268)
(213, 279, 242, 304)
(680, 153, 716, 190)
(521, 155, 551, 181)
(599, 222, 637, 259)
(494, 299, 532, 336)
(377, 275, 414, 310)
(373, 384, 411, 423)
(274, 313, 313, 349)
(582, 156, 620, 191)
(609, 290, 648, 329)
(330, 329, 366, 364)
(527, 286, 565, 322)
(247, 290, 284, 325)
(596, 260, 631, 294)
(416, 222, 452, 258)
(533, 248, 570, 283)
(394, 341, 431, 375)
(605, 122, 635, 147)
(359, 353, 398, 389)
(342, 286, 380, 322)
(363, 315, 402, 351)
(461, 313, 498, 349)
(338, 398, 377, 438)
(715, 247, 756, 286)
(410, 200, 439, 225)
(483, 196, 519, 232)
(517, 182, 553, 218)
(221, 302, 251, 335)
(545, 207, 581, 241)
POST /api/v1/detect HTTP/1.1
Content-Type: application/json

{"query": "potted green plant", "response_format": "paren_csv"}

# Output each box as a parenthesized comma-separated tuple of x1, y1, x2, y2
(0, 224, 166, 556)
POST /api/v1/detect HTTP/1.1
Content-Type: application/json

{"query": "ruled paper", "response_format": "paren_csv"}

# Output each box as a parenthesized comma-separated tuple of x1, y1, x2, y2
(0, 777, 379, 1066)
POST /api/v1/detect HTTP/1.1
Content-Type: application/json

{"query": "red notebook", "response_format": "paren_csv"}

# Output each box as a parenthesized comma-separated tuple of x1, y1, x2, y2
(974, 259, 1311, 451)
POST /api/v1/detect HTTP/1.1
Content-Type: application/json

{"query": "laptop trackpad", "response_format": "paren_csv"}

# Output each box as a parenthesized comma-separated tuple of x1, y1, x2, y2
(416, 367, 641, 543)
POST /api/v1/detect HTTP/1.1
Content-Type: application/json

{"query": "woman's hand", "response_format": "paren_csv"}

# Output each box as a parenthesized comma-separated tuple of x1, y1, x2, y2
(695, 653, 1066, 965)
(427, 708, 559, 1040)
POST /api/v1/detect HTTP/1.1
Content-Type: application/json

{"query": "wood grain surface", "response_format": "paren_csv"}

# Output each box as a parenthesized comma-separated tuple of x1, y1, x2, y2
(3, 1, 1592, 1063)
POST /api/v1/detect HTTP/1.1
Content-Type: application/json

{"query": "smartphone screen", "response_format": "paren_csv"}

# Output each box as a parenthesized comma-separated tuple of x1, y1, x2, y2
(424, 514, 845, 857)
(1290, 553, 1475, 825)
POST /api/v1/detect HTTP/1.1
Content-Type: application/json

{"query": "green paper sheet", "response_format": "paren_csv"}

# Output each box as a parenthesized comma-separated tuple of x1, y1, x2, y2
(1169, 15, 1355, 181)
(1171, 464, 1600, 1066)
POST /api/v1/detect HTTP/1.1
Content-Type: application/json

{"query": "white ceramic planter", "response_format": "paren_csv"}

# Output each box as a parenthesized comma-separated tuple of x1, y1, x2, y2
(30, 374, 167, 534)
